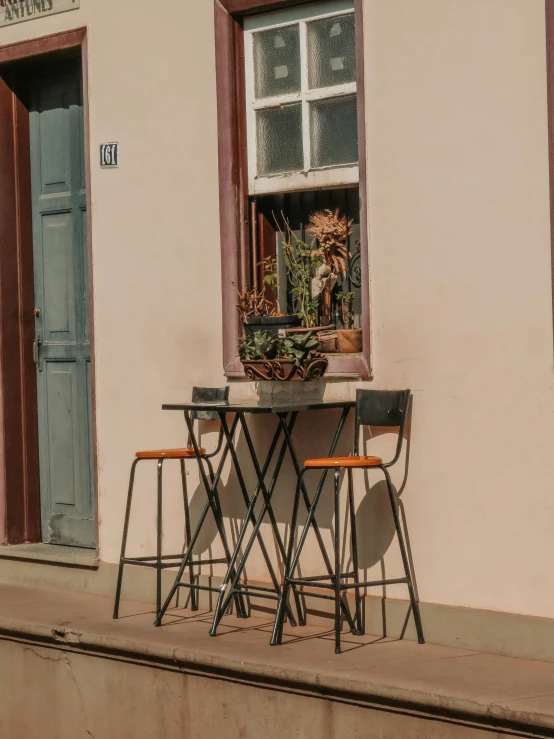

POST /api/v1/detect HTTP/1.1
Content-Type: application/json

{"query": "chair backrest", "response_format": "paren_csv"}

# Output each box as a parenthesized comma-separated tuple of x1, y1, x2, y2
(191, 386, 229, 421)
(354, 389, 411, 464)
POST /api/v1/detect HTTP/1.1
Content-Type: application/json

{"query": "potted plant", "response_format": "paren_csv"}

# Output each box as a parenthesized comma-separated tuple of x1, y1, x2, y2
(276, 220, 323, 328)
(335, 290, 362, 353)
(236, 256, 300, 337)
(239, 330, 328, 381)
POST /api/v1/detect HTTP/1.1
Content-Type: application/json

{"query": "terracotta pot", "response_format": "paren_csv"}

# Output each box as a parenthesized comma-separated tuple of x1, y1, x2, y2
(337, 328, 363, 354)
(242, 356, 328, 382)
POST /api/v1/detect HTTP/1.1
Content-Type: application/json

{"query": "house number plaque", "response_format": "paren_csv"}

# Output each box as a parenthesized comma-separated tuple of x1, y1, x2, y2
(0, 0, 80, 28)
(100, 143, 119, 169)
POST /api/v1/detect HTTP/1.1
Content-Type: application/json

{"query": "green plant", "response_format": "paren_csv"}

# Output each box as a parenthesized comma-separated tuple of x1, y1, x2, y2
(258, 256, 278, 290)
(277, 332, 320, 366)
(239, 331, 278, 361)
(336, 290, 355, 329)
(274, 214, 323, 328)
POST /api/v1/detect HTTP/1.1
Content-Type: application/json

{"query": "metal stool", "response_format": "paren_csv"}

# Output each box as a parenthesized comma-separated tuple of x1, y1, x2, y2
(271, 389, 425, 654)
(113, 386, 245, 621)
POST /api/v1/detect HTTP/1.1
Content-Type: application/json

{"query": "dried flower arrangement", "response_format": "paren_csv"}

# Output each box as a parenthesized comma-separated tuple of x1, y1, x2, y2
(307, 209, 353, 280)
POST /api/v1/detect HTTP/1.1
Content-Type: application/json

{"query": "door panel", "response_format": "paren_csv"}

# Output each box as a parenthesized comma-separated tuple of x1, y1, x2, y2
(30, 60, 95, 548)
(45, 364, 77, 506)
(42, 212, 75, 339)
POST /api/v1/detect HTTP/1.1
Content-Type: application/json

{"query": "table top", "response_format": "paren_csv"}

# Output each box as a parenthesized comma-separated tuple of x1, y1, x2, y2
(162, 398, 355, 414)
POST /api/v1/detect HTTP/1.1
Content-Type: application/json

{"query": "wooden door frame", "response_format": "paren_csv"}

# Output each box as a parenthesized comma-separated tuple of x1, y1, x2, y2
(0, 28, 96, 545)
(546, 1, 554, 346)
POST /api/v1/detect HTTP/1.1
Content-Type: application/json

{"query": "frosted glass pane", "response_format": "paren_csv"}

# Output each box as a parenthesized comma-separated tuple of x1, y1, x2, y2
(257, 104, 303, 176)
(307, 14, 356, 89)
(310, 95, 358, 168)
(253, 25, 301, 99)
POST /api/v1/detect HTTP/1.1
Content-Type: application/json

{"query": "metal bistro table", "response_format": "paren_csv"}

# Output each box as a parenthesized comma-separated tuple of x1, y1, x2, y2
(154, 396, 358, 635)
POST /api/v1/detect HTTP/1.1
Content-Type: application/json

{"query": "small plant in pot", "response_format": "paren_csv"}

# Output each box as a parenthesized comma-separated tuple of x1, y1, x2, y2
(239, 330, 327, 382)
(335, 290, 363, 354)
(276, 219, 323, 329)
(236, 256, 300, 337)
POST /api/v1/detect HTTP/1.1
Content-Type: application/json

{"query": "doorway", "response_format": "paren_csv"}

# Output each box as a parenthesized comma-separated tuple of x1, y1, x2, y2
(0, 44, 95, 548)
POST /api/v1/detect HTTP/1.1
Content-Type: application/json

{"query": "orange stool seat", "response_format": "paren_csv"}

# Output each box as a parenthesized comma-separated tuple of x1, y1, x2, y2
(304, 455, 382, 469)
(136, 447, 206, 460)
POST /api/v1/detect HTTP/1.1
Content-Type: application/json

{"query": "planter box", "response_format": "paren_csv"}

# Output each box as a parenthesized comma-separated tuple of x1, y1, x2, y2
(244, 315, 301, 337)
(243, 356, 328, 382)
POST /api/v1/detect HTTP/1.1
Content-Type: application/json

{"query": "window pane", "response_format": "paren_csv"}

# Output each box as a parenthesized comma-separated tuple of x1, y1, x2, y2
(310, 95, 358, 168)
(307, 14, 356, 89)
(257, 104, 303, 176)
(253, 25, 301, 99)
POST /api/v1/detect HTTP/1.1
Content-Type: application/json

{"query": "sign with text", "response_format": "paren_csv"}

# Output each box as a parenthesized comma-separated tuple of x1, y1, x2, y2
(1, 0, 79, 28)
(100, 142, 119, 168)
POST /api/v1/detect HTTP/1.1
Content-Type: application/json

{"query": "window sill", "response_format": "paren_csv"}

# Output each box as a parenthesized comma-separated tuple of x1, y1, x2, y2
(225, 353, 372, 379)
(0, 543, 99, 570)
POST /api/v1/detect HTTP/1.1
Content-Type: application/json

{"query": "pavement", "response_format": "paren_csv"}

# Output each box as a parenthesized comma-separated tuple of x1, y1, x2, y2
(1, 583, 554, 735)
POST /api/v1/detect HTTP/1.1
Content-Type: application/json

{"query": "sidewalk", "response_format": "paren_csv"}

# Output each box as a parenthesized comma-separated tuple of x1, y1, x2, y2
(0, 582, 554, 738)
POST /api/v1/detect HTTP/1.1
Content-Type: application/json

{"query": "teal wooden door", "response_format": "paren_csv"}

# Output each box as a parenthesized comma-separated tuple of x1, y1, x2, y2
(29, 60, 95, 548)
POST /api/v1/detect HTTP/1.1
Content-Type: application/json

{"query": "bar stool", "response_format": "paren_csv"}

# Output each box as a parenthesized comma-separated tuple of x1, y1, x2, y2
(113, 386, 244, 621)
(271, 389, 425, 654)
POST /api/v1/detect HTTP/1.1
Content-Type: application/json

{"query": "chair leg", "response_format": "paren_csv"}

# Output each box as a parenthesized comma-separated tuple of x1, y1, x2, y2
(383, 468, 425, 644)
(270, 469, 304, 646)
(180, 459, 197, 611)
(156, 459, 164, 620)
(347, 468, 363, 636)
(334, 469, 342, 655)
(113, 458, 140, 619)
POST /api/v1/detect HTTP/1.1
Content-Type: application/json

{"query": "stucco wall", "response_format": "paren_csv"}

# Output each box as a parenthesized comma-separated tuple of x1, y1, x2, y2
(1, 0, 553, 621)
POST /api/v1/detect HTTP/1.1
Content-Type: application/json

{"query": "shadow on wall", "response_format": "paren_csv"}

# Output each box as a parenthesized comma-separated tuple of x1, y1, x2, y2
(179, 392, 420, 636)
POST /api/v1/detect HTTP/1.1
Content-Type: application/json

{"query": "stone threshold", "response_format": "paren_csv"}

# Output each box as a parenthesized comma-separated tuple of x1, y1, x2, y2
(1, 583, 554, 737)
(0, 543, 99, 569)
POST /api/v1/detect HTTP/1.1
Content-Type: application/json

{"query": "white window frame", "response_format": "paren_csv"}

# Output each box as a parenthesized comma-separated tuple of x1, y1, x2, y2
(244, 0, 358, 196)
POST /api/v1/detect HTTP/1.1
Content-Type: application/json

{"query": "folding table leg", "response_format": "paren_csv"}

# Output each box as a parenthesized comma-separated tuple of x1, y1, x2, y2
(271, 468, 305, 646)
(210, 413, 300, 635)
(236, 413, 305, 623)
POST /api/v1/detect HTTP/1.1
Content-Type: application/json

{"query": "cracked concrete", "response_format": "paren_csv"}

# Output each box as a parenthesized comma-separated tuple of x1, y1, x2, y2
(1, 582, 554, 738)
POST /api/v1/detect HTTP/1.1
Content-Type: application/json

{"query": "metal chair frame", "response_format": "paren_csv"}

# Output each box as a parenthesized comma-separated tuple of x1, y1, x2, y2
(270, 389, 425, 654)
(113, 386, 247, 621)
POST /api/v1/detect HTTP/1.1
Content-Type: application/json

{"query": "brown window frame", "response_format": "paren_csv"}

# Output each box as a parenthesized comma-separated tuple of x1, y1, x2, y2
(546, 0, 554, 341)
(215, 0, 371, 378)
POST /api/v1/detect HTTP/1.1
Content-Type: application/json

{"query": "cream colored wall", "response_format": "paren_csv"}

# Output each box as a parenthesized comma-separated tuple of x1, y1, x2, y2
(363, 0, 554, 619)
(1, 0, 554, 621)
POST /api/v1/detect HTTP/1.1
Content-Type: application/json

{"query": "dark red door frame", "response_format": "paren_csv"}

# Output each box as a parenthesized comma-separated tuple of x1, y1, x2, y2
(215, 0, 371, 378)
(0, 28, 92, 545)
(546, 1, 554, 343)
